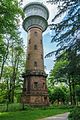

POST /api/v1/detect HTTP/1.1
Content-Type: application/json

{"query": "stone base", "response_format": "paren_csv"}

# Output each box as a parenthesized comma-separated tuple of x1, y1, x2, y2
(21, 71, 49, 106)
(21, 94, 49, 106)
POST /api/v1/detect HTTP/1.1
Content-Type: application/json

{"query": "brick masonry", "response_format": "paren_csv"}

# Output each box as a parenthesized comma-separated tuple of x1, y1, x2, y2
(21, 27, 49, 106)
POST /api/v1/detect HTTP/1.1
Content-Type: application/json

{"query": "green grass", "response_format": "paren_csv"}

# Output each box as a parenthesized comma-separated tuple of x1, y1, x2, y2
(0, 105, 70, 120)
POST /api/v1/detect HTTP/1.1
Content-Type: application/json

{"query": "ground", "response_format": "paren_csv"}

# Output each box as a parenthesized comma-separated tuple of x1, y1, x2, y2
(40, 112, 69, 120)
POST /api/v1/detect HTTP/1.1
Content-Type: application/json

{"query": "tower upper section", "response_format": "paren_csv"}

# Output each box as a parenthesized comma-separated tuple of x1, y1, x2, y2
(23, 2, 49, 32)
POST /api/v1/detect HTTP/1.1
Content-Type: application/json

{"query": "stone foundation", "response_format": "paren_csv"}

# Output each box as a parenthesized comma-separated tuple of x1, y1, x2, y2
(21, 95, 49, 106)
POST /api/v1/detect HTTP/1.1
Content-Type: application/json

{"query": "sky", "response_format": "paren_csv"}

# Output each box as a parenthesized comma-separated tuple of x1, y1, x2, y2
(21, 0, 58, 74)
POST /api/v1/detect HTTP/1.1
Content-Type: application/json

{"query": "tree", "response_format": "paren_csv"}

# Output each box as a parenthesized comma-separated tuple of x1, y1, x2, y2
(46, 0, 80, 55)
(2, 39, 25, 103)
(0, 0, 23, 81)
(48, 86, 68, 105)
(9, 45, 25, 103)
(46, 0, 80, 105)
(48, 49, 80, 105)
(0, 0, 22, 36)
(75, 85, 80, 105)
(0, 0, 25, 105)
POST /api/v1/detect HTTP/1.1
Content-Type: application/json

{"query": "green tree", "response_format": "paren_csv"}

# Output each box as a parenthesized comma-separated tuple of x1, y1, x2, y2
(47, 0, 80, 51)
(0, 0, 25, 106)
(0, 0, 23, 81)
(46, 0, 80, 105)
(48, 86, 68, 105)
(48, 50, 80, 105)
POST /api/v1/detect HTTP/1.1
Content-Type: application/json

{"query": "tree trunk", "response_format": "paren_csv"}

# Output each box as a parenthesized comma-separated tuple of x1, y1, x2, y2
(0, 39, 9, 81)
(68, 76, 73, 105)
(11, 72, 16, 103)
(10, 56, 19, 103)
(72, 79, 76, 105)
(6, 79, 9, 111)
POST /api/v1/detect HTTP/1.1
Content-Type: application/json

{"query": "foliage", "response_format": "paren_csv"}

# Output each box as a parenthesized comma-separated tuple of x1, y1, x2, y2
(75, 85, 80, 102)
(46, 0, 80, 55)
(0, 104, 69, 120)
(46, 0, 80, 74)
(0, 82, 7, 103)
(0, 0, 23, 71)
(52, 87, 66, 103)
(48, 85, 68, 104)
(46, 0, 80, 107)
(46, 0, 80, 106)
(68, 107, 80, 120)
(0, 0, 23, 36)
(48, 49, 80, 105)
(49, 58, 68, 84)
(0, 0, 25, 104)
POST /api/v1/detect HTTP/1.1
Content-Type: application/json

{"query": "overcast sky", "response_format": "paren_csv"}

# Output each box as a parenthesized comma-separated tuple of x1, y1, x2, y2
(21, 0, 58, 74)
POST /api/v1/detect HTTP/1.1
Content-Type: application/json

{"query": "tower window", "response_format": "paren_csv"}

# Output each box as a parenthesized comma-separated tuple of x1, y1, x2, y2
(43, 83, 45, 89)
(27, 54, 30, 60)
(34, 31, 38, 36)
(34, 61, 37, 67)
(34, 82, 38, 88)
(44, 96, 47, 100)
(29, 39, 31, 44)
(41, 39, 42, 44)
(41, 54, 43, 59)
(34, 45, 37, 50)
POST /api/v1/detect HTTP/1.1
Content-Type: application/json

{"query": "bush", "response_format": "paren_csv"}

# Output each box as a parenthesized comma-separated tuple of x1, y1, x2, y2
(0, 103, 22, 112)
(68, 107, 80, 120)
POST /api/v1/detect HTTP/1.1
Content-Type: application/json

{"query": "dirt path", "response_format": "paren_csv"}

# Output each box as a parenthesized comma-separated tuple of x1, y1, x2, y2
(40, 112, 69, 120)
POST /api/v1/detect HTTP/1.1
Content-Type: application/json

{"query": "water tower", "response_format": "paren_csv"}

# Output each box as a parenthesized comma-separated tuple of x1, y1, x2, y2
(22, 2, 49, 106)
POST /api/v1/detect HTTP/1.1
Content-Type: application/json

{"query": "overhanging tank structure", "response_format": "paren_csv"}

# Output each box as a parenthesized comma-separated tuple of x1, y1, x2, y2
(21, 2, 49, 106)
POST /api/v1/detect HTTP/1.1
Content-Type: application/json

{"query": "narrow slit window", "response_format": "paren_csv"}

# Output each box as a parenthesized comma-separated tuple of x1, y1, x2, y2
(41, 39, 42, 44)
(41, 54, 43, 59)
(29, 39, 31, 44)
(34, 61, 37, 67)
(34, 45, 37, 50)
(27, 54, 30, 60)
(43, 83, 45, 89)
(34, 31, 38, 36)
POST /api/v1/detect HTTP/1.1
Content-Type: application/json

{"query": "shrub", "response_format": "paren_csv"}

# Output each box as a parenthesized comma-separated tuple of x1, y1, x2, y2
(68, 107, 80, 120)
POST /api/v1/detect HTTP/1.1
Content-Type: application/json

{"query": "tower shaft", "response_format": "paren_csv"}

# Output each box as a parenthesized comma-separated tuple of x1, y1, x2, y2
(27, 28, 44, 71)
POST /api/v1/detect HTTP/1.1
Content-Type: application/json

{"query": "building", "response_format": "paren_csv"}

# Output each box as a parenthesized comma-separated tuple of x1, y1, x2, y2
(21, 2, 49, 106)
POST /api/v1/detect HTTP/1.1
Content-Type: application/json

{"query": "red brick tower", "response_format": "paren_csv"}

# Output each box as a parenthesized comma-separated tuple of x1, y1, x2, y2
(22, 2, 49, 106)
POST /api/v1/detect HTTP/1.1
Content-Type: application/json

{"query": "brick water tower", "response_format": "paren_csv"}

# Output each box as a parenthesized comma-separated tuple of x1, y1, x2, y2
(22, 2, 49, 106)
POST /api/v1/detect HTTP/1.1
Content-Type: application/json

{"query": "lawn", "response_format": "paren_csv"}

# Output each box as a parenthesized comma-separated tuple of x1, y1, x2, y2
(0, 105, 70, 120)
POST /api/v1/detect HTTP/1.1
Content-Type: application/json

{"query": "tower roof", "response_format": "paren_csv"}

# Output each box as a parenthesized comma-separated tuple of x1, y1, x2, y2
(23, 2, 49, 32)
(23, 2, 49, 20)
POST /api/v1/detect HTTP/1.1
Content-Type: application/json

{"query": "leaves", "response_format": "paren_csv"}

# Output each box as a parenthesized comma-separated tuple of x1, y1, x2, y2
(47, 0, 80, 57)
(0, 0, 25, 103)
(0, 0, 23, 36)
